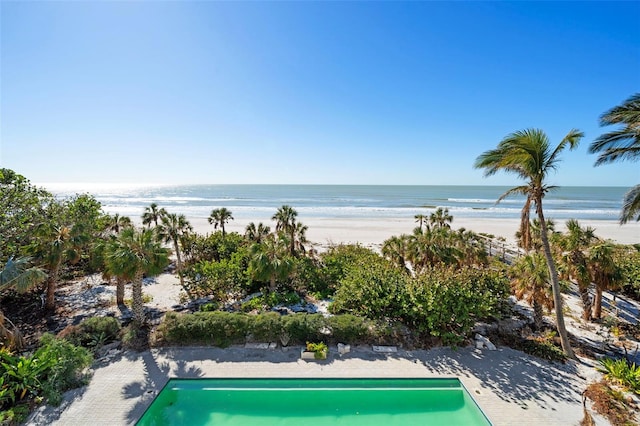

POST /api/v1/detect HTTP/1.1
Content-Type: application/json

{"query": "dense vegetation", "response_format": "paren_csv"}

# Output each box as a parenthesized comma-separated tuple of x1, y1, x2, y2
(1, 105, 640, 423)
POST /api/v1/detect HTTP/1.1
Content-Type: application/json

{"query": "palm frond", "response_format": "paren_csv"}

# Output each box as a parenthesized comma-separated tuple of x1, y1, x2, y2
(621, 184, 640, 224)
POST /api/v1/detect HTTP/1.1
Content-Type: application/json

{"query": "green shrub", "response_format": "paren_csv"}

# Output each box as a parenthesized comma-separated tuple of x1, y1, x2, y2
(241, 291, 302, 312)
(156, 312, 381, 347)
(57, 316, 121, 350)
(0, 335, 92, 416)
(34, 334, 92, 405)
(320, 244, 381, 294)
(184, 257, 246, 302)
(330, 258, 409, 320)
(305, 342, 328, 359)
(200, 302, 220, 312)
(159, 312, 249, 347)
(327, 315, 370, 343)
(281, 314, 328, 344)
(248, 312, 282, 342)
(597, 358, 640, 394)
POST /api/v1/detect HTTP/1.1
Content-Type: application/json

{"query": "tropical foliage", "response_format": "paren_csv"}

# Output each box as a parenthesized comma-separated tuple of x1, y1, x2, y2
(589, 93, 640, 223)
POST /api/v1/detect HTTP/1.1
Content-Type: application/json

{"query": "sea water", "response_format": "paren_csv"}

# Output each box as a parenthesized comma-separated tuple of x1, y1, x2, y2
(43, 183, 625, 222)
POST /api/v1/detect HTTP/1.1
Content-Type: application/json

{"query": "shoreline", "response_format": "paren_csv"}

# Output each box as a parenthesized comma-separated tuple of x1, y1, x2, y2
(175, 216, 639, 247)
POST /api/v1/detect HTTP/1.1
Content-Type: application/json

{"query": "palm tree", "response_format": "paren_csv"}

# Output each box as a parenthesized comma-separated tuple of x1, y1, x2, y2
(106, 213, 132, 235)
(293, 222, 309, 254)
(0, 257, 46, 349)
(157, 213, 193, 297)
(589, 93, 640, 223)
(414, 214, 427, 232)
(382, 235, 411, 273)
(510, 252, 554, 330)
(208, 208, 234, 236)
(429, 207, 453, 229)
(142, 203, 166, 228)
(475, 128, 583, 358)
(245, 222, 271, 244)
(249, 235, 293, 292)
(588, 243, 622, 319)
(34, 223, 87, 310)
(108, 228, 169, 325)
(272, 205, 300, 256)
(554, 219, 598, 321)
(100, 236, 133, 306)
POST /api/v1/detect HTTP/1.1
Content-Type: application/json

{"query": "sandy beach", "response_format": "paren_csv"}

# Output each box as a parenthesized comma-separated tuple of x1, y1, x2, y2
(185, 216, 640, 248)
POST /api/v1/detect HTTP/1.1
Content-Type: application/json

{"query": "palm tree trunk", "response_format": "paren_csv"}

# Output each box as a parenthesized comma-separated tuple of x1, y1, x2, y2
(269, 275, 276, 292)
(132, 270, 145, 325)
(593, 285, 603, 319)
(172, 240, 193, 300)
(537, 201, 575, 359)
(533, 300, 543, 330)
(578, 281, 592, 321)
(116, 276, 125, 306)
(45, 262, 60, 310)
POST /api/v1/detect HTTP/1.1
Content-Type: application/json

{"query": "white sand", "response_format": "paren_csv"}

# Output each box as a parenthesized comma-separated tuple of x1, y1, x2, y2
(186, 216, 640, 247)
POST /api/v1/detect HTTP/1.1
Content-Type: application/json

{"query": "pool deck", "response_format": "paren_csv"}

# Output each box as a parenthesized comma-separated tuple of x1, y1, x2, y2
(28, 345, 608, 426)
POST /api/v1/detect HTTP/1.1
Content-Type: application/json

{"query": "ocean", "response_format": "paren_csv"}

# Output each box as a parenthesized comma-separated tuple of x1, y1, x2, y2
(43, 184, 626, 223)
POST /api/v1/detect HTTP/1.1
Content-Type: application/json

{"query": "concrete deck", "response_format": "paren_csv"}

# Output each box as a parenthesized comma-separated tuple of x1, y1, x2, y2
(27, 345, 608, 426)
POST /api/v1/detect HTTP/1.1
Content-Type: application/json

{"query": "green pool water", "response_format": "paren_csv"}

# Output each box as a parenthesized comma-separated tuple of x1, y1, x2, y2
(136, 378, 492, 425)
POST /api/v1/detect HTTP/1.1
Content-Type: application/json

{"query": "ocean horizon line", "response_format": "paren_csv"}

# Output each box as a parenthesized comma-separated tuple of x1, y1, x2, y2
(38, 182, 631, 189)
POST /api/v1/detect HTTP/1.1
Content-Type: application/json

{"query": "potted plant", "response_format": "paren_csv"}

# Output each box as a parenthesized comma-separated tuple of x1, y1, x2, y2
(301, 341, 328, 360)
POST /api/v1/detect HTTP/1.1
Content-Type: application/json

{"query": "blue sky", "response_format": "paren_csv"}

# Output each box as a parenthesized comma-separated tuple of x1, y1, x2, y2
(1, 1, 638, 186)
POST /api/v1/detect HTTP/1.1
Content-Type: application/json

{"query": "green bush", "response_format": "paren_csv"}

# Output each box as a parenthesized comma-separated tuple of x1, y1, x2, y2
(320, 244, 381, 294)
(185, 257, 246, 302)
(248, 312, 282, 342)
(241, 291, 302, 312)
(330, 258, 409, 320)
(0, 334, 92, 420)
(597, 358, 640, 394)
(183, 232, 245, 264)
(34, 334, 93, 405)
(331, 262, 510, 345)
(289, 257, 329, 296)
(327, 315, 370, 343)
(281, 314, 328, 344)
(57, 316, 121, 350)
(156, 312, 383, 347)
(159, 312, 249, 347)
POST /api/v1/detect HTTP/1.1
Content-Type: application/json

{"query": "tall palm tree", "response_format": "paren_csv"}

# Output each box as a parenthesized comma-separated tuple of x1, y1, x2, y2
(588, 243, 622, 319)
(0, 257, 46, 349)
(108, 228, 169, 325)
(429, 207, 453, 229)
(272, 205, 300, 256)
(208, 208, 234, 236)
(510, 252, 554, 330)
(245, 222, 271, 244)
(589, 93, 640, 223)
(157, 213, 193, 297)
(249, 235, 293, 292)
(414, 214, 427, 232)
(475, 128, 583, 358)
(553, 219, 598, 321)
(142, 203, 166, 228)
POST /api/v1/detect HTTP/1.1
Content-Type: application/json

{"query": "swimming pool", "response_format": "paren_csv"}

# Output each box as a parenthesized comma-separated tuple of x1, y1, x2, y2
(137, 378, 492, 425)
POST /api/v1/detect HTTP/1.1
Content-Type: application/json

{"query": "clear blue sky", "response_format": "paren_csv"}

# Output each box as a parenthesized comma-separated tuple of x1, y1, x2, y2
(1, 1, 638, 186)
